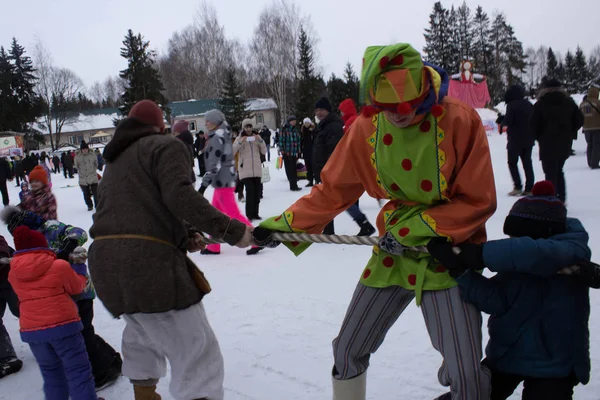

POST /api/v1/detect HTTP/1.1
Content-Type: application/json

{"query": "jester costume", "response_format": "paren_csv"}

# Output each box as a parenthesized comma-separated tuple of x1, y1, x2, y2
(260, 44, 497, 400)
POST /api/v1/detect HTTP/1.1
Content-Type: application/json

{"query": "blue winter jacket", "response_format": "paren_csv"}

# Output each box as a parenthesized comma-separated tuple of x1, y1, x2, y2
(456, 218, 592, 384)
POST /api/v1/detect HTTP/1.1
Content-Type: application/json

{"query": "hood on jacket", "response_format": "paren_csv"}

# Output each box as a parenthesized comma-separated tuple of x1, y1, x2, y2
(539, 88, 571, 105)
(176, 130, 194, 146)
(103, 118, 162, 163)
(588, 86, 599, 99)
(10, 249, 57, 282)
(339, 99, 358, 124)
(505, 85, 525, 104)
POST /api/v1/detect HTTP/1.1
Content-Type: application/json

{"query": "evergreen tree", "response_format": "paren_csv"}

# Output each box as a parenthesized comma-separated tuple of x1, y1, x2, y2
(546, 47, 558, 79)
(447, 6, 461, 72)
(218, 67, 249, 131)
(471, 6, 492, 76)
(295, 27, 318, 120)
(574, 46, 589, 93)
(424, 2, 453, 71)
(556, 59, 566, 84)
(119, 29, 168, 118)
(343, 62, 359, 105)
(326, 73, 347, 112)
(563, 50, 577, 93)
(456, 1, 472, 62)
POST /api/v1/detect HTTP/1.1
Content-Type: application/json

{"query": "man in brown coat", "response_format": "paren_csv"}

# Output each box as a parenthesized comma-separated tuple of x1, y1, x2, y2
(580, 86, 600, 169)
(88, 100, 253, 400)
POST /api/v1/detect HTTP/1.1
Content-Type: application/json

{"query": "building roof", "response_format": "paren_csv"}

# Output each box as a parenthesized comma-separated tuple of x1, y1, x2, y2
(32, 98, 277, 135)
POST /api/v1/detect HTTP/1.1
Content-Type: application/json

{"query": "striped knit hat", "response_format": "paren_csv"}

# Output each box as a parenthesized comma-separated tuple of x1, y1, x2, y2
(503, 181, 567, 239)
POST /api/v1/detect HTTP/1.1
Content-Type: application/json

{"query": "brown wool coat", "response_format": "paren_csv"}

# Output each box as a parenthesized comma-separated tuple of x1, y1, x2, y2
(88, 118, 247, 317)
(581, 87, 600, 131)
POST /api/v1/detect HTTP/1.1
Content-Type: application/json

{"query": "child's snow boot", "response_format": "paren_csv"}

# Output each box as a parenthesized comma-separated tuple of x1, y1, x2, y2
(246, 247, 264, 255)
(133, 384, 162, 400)
(356, 220, 375, 237)
(332, 372, 366, 400)
(0, 356, 23, 379)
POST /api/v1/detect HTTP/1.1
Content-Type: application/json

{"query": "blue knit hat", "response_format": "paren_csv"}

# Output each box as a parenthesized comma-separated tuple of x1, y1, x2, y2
(503, 181, 567, 239)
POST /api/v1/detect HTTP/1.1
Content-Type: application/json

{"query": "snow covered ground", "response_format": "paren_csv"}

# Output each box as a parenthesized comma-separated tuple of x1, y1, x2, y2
(1, 130, 599, 400)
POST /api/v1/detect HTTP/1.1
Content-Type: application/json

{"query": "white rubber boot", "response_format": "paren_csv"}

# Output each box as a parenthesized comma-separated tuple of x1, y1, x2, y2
(332, 372, 366, 400)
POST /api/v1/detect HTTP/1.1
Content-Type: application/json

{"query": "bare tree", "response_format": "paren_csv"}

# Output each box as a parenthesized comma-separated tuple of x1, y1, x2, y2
(33, 39, 84, 150)
(89, 81, 104, 105)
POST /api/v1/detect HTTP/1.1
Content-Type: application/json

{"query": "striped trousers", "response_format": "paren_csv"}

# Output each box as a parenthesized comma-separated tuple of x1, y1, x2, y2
(332, 283, 491, 400)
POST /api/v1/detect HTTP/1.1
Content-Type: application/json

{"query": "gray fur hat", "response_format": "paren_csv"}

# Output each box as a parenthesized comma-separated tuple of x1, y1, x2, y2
(205, 109, 225, 125)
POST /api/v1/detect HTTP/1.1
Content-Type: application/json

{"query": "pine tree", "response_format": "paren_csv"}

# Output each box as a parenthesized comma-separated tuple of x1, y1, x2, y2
(119, 29, 168, 118)
(424, 2, 453, 71)
(546, 47, 558, 79)
(563, 51, 576, 93)
(295, 27, 318, 120)
(326, 73, 347, 112)
(574, 46, 589, 93)
(343, 62, 359, 105)
(456, 1, 472, 61)
(447, 6, 461, 72)
(556, 59, 566, 84)
(471, 6, 492, 76)
(218, 67, 248, 131)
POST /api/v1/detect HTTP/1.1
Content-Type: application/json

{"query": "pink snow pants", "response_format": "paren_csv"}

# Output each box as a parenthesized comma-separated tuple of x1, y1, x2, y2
(207, 187, 255, 252)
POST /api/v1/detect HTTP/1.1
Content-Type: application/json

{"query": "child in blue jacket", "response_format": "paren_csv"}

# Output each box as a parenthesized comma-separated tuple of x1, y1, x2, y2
(428, 181, 595, 400)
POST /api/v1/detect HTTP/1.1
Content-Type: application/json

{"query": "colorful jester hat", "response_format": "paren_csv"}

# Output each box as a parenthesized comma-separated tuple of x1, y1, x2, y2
(359, 43, 449, 117)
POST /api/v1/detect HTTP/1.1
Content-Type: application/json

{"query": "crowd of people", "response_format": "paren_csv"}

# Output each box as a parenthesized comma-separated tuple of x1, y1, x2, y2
(0, 41, 599, 400)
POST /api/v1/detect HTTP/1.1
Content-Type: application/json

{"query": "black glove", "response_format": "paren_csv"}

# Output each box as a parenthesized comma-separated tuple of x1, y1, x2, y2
(573, 261, 600, 289)
(427, 237, 466, 278)
(57, 239, 79, 261)
(198, 185, 207, 195)
(252, 227, 280, 248)
(457, 243, 485, 271)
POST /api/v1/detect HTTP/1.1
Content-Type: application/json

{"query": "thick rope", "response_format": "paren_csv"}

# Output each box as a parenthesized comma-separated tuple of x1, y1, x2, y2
(201, 232, 431, 253)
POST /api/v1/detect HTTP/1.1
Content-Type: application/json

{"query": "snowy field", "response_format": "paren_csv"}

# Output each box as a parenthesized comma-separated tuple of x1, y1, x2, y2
(1, 130, 599, 400)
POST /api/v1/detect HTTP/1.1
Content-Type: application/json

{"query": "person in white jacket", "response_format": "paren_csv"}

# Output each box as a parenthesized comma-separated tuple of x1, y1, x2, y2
(233, 119, 267, 221)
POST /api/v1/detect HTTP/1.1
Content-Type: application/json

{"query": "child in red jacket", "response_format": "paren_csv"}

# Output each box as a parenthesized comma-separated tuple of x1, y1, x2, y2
(8, 226, 100, 400)
(20, 166, 57, 221)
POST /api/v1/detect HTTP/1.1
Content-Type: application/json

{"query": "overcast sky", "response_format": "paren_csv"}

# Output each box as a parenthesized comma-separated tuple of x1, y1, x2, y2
(2, 0, 598, 91)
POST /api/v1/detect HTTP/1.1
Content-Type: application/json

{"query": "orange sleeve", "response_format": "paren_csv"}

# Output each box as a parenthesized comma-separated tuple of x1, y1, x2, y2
(423, 107, 497, 243)
(56, 260, 86, 295)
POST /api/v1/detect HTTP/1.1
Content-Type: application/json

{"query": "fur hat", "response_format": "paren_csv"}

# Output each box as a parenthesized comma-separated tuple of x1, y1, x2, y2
(242, 119, 253, 128)
(204, 109, 225, 126)
(80, 140, 89, 150)
(503, 181, 567, 239)
(172, 120, 189, 134)
(129, 100, 165, 132)
(28, 166, 48, 186)
(12, 226, 48, 251)
(1, 206, 46, 234)
(314, 97, 332, 112)
(287, 115, 297, 123)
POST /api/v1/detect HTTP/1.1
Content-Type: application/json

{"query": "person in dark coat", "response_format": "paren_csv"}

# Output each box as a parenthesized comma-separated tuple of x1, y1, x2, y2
(428, 181, 594, 400)
(51, 154, 61, 174)
(0, 234, 21, 380)
(313, 97, 375, 236)
(279, 116, 302, 191)
(0, 158, 14, 206)
(502, 85, 535, 196)
(259, 125, 272, 161)
(21, 153, 37, 176)
(13, 156, 25, 186)
(530, 79, 584, 203)
(300, 118, 316, 186)
(194, 131, 207, 177)
(61, 151, 74, 179)
(172, 120, 197, 183)
(95, 149, 105, 172)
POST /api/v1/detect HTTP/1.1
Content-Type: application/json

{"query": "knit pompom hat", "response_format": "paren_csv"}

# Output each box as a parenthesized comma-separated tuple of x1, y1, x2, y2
(29, 166, 48, 186)
(503, 181, 567, 239)
(129, 100, 165, 132)
(13, 226, 48, 251)
(172, 120, 189, 134)
(205, 109, 225, 126)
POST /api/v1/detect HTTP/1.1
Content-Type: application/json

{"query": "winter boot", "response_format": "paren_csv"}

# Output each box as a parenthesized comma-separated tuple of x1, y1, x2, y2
(133, 384, 162, 400)
(0, 357, 23, 379)
(200, 249, 220, 255)
(332, 372, 366, 400)
(356, 220, 375, 237)
(246, 247, 264, 255)
(508, 188, 522, 196)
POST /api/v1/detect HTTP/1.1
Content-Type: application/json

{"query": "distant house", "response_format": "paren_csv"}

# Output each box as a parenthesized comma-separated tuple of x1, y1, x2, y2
(170, 98, 278, 132)
(32, 98, 277, 147)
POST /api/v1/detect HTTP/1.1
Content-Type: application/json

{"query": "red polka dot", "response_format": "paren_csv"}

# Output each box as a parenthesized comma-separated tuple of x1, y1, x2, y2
(383, 134, 393, 145)
(435, 266, 447, 273)
(419, 121, 431, 132)
(408, 274, 417, 285)
(390, 183, 400, 191)
(389, 217, 399, 225)
(401, 159, 412, 171)
(291, 241, 300, 247)
(274, 216, 282, 222)
(421, 180, 433, 192)
(398, 227, 410, 237)
(363, 269, 372, 279)
(431, 105, 444, 118)
(383, 257, 394, 268)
